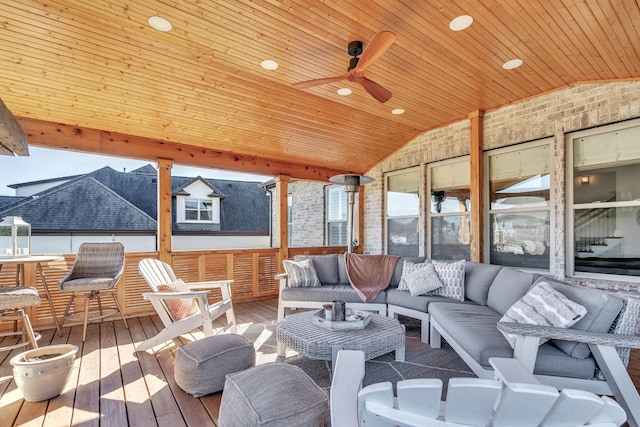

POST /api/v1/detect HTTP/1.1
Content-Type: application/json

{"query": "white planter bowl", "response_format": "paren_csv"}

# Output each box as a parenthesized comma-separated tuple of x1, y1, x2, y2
(10, 344, 78, 402)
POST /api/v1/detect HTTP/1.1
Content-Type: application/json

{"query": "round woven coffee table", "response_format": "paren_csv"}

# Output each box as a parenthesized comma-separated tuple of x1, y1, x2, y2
(276, 311, 405, 368)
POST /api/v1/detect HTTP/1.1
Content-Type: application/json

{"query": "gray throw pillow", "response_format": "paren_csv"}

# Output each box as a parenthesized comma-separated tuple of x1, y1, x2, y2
(398, 261, 433, 291)
(499, 281, 587, 348)
(406, 263, 444, 296)
(428, 259, 466, 301)
(282, 259, 321, 287)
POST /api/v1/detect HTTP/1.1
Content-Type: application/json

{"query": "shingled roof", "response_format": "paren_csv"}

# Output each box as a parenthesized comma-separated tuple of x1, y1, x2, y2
(0, 165, 270, 233)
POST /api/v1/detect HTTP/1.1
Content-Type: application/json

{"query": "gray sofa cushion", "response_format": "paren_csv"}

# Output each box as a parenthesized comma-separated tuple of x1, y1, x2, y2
(486, 268, 539, 315)
(429, 302, 596, 379)
(280, 284, 387, 304)
(542, 277, 624, 359)
(390, 257, 426, 288)
(295, 254, 339, 285)
(387, 288, 470, 312)
(337, 254, 349, 285)
(464, 262, 503, 306)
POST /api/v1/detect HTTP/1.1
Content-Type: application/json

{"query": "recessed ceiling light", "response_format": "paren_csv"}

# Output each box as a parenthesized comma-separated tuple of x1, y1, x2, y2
(148, 16, 172, 32)
(261, 59, 279, 70)
(337, 88, 352, 96)
(449, 15, 473, 31)
(503, 58, 523, 70)
(391, 108, 405, 115)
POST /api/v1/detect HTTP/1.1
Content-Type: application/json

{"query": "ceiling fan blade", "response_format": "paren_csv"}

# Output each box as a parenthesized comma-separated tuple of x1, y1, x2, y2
(353, 31, 396, 73)
(359, 77, 392, 103)
(291, 74, 349, 89)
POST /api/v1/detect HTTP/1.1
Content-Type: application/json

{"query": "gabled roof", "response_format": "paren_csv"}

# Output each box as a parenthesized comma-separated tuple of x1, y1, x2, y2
(2, 164, 269, 233)
(0, 177, 156, 231)
(172, 176, 227, 198)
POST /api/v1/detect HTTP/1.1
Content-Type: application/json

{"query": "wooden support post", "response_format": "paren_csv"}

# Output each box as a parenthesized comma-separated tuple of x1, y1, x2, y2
(157, 159, 173, 263)
(276, 175, 289, 269)
(469, 111, 484, 263)
(0, 98, 28, 155)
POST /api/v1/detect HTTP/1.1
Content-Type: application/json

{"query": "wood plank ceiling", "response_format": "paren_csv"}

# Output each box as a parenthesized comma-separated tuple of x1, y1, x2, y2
(1, 0, 639, 181)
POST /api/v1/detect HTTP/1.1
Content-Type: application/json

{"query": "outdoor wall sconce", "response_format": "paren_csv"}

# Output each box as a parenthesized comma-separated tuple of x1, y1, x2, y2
(0, 216, 31, 258)
(580, 175, 590, 184)
(329, 174, 374, 253)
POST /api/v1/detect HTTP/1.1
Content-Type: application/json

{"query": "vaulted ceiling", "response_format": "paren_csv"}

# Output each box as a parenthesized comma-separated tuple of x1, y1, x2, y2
(1, 1, 639, 181)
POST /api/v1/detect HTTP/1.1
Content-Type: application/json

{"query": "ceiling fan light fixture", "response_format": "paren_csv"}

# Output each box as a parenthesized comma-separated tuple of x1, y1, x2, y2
(391, 108, 405, 115)
(503, 58, 523, 70)
(261, 59, 279, 70)
(449, 15, 473, 31)
(337, 88, 352, 96)
(148, 16, 172, 32)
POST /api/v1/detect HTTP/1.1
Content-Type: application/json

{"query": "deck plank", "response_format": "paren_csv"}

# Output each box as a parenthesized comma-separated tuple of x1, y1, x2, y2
(99, 321, 128, 427)
(113, 318, 158, 427)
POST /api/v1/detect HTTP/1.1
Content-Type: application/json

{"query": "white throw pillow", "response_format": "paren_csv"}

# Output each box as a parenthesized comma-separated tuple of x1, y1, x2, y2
(398, 261, 433, 291)
(499, 281, 587, 348)
(406, 263, 444, 296)
(427, 259, 466, 301)
(283, 259, 321, 287)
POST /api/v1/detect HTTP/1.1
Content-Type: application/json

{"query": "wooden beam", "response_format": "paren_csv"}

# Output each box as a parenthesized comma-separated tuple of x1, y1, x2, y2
(469, 110, 484, 263)
(17, 117, 349, 182)
(276, 175, 289, 267)
(0, 99, 28, 156)
(157, 159, 173, 263)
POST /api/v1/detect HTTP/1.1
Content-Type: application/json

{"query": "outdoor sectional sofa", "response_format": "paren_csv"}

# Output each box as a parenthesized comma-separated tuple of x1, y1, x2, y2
(276, 253, 640, 426)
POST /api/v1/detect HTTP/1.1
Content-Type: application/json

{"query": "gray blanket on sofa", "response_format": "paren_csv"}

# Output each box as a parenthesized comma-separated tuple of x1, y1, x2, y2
(345, 253, 400, 302)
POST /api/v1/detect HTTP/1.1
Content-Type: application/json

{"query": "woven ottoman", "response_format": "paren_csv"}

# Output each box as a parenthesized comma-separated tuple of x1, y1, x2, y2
(218, 363, 328, 427)
(174, 334, 255, 397)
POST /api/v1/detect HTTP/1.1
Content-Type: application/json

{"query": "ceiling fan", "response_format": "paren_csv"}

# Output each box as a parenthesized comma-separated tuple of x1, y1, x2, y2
(292, 31, 396, 103)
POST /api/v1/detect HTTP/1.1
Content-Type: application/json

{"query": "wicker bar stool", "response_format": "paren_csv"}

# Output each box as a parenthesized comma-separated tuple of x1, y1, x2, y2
(0, 286, 41, 352)
(58, 242, 129, 341)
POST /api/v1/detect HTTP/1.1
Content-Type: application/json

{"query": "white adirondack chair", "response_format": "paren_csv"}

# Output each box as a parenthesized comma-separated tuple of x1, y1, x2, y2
(331, 350, 627, 427)
(136, 258, 237, 352)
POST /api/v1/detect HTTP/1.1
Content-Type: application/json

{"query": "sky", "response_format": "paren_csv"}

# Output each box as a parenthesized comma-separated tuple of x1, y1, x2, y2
(0, 147, 272, 196)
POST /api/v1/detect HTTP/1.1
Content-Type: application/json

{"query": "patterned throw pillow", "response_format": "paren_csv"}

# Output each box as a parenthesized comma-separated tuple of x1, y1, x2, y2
(428, 259, 466, 301)
(398, 261, 433, 291)
(157, 279, 199, 321)
(406, 263, 444, 296)
(283, 259, 321, 287)
(499, 281, 587, 348)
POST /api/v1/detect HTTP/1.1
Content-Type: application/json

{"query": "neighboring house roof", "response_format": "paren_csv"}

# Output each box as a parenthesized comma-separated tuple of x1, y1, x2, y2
(2, 164, 269, 233)
(0, 177, 157, 231)
(0, 195, 25, 210)
(7, 174, 82, 189)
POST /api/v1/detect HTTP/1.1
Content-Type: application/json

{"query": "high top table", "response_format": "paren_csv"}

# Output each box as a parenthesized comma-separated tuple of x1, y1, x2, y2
(0, 255, 64, 335)
(276, 310, 405, 369)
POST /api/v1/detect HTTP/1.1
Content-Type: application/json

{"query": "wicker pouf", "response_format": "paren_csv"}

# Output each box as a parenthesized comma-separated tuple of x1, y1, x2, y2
(218, 363, 328, 427)
(174, 334, 255, 397)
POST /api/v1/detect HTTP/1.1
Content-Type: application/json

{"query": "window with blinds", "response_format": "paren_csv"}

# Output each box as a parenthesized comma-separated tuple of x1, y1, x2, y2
(326, 185, 347, 245)
(486, 140, 553, 271)
(428, 158, 471, 260)
(385, 168, 420, 256)
(568, 118, 640, 278)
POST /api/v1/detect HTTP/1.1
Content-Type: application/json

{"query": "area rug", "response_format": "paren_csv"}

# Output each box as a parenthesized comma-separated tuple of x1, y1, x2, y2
(237, 316, 474, 395)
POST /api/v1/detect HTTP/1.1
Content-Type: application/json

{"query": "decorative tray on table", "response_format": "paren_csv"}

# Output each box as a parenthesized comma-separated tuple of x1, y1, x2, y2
(312, 309, 372, 330)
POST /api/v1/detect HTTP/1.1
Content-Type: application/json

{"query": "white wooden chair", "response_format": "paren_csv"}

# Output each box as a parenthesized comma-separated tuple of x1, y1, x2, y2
(331, 350, 627, 427)
(136, 258, 237, 352)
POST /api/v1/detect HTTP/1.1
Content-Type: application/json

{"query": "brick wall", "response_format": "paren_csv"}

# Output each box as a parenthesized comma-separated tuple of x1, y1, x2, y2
(364, 81, 640, 294)
(289, 180, 326, 247)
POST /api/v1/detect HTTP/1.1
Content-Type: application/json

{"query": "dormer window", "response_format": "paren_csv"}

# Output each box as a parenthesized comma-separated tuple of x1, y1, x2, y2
(175, 177, 224, 224)
(185, 198, 213, 221)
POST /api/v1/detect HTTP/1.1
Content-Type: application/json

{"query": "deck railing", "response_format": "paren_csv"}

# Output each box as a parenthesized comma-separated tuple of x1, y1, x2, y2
(0, 247, 345, 331)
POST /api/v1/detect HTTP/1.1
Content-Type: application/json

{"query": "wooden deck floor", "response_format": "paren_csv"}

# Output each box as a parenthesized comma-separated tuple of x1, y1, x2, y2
(1, 298, 639, 427)
(0, 298, 280, 427)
